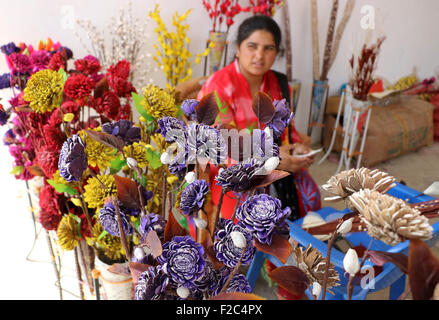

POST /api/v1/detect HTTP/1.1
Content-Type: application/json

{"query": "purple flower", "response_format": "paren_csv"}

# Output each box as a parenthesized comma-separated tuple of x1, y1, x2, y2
(157, 236, 206, 289)
(101, 119, 141, 144)
(9, 53, 32, 75)
(215, 158, 265, 192)
(134, 265, 171, 300)
(265, 99, 294, 140)
(168, 154, 194, 179)
(30, 50, 51, 72)
(236, 194, 290, 245)
(3, 129, 16, 145)
(212, 269, 251, 296)
(1, 42, 20, 56)
(98, 201, 134, 237)
(58, 134, 88, 182)
(179, 179, 209, 215)
(57, 46, 73, 59)
(181, 99, 198, 121)
(157, 117, 187, 143)
(0, 108, 9, 125)
(214, 219, 255, 268)
(139, 213, 167, 242)
(254, 129, 280, 159)
(0, 73, 11, 89)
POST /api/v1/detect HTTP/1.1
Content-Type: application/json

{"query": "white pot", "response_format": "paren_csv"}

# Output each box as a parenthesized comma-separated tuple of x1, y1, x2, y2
(94, 257, 132, 300)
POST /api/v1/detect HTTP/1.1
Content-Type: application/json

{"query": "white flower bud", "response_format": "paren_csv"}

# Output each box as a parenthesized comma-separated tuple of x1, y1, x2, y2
(263, 157, 280, 173)
(312, 282, 322, 298)
(160, 152, 172, 165)
(230, 231, 247, 249)
(126, 157, 138, 169)
(184, 171, 196, 184)
(337, 217, 354, 235)
(343, 248, 360, 277)
(194, 217, 208, 229)
(176, 286, 190, 299)
(134, 247, 145, 260)
(264, 126, 273, 139)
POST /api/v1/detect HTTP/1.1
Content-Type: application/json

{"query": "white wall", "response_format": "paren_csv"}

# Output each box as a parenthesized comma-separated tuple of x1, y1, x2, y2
(1, 0, 439, 137)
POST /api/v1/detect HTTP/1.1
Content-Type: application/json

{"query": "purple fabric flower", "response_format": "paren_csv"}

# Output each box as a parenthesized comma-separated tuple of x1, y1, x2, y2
(9, 53, 32, 75)
(265, 99, 294, 140)
(139, 213, 167, 242)
(98, 201, 134, 237)
(58, 134, 88, 182)
(184, 123, 227, 165)
(168, 154, 194, 180)
(3, 129, 16, 145)
(212, 269, 251, 296)
(58, 46, 73, 59)
(236, 194, 291, 245)
(254, 129, 280, 159)
(0, 73, 11, 89)
(134, 265, 171, 300)
(157, 116, 187, 143)
(1, 42, 20, 55)
(30, 50, 51, 72)
(101, 119, 141, 144)
(214, 219, 255, 268)
(181, 99, 198, 121)
(215, 158, 265, 192)
(179, 179, 209, 215)
(157, 236, 206, 289)
(0, 108, 9, 125)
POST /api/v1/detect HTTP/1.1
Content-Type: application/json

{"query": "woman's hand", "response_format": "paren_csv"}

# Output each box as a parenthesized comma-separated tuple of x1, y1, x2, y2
(277, 143, 315, 173)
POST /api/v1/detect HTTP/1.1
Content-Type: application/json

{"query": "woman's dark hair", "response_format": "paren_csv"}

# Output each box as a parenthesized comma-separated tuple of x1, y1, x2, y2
(236, 15, 282, 51)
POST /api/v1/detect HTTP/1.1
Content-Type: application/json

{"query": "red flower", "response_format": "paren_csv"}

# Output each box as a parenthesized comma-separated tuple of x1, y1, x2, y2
(43, 124, 65, 150)
(90, 91, 121, 120)
(106, 60, 136, 98)
(38, 184, 62, 231)
(64, 74, 94, 101)
(36, 146, 59, 178)
(48, 51, 67, 71)
(107, 60, 130, 80)
(74, 55, 101, 75)
(115, 101, 132, 121)
(61, 101, 80, 123)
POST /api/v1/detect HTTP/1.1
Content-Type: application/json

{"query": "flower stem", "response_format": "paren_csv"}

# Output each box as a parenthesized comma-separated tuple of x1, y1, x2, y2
(347, 274, 354, 300)
(112, 197, 132, 261)
(211, 188, 225, 241)
(77, 182, 94, 234)
(321, 231, 338, 300)
(219, 245, 246, 295)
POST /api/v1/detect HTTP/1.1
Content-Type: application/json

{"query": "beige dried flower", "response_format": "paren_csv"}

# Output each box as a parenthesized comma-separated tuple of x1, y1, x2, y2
(322, 168, 396, 206)
(348, 189, 433, 245)
(294, 244, 340, 295)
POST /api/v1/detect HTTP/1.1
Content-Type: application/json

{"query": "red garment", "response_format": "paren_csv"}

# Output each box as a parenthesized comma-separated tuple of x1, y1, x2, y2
(197, 59, 319, 220)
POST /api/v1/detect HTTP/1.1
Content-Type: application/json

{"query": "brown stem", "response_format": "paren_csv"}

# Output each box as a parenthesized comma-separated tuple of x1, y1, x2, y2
(162, 171, 167, 217)
(77, 182, 94, 235)
(230, 194, 241, 222)
(46, 231, 63, 300)
(112, 197, 132, 261)
(219, 245, 246, 295)
(321, 231, 338, 300)
(211, 188, 225, 241)
(347, 274, 354, 300)
(74, 246, 85, 300)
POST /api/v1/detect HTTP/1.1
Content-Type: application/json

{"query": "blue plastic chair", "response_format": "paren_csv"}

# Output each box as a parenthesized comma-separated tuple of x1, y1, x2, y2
(246, 182, 439, 300)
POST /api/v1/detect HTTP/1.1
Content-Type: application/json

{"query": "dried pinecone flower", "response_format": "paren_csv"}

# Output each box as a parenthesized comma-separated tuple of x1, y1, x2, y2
(57, 215, 80, 251)
(348, 189, 433, 245)
(215, 158, 265, 193)
(141, 84, 177, 119)
(294, 244, 340, 295)
(134, 265, 170, 300)
(322, 168, 396, 205)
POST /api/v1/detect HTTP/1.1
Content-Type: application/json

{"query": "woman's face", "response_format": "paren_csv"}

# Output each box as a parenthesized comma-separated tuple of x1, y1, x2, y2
(236, 29, 278, 79)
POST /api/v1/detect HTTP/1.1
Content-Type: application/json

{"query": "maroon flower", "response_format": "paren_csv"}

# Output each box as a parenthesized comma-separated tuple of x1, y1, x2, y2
(90, 91, 121, 120)
(9, 53, 32, 75)
(106, 60, 136, 98)
(36, 146, 60, 178)
(48, 51, 67, 71)
(64, 74, 94, 101)
(38, 184, 62, 231)
(74, 55, 101, 75)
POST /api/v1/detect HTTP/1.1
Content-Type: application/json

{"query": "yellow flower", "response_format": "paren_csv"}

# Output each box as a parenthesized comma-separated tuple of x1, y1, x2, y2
(141, 84, 177, 119)
(81, 128, 117, 171)
(89, 222, 126, 261)
(83, 174, 116, 210)
(23, 69, 64, 113)
(123, 142, 149, 168)
(57, 215, 80, 251)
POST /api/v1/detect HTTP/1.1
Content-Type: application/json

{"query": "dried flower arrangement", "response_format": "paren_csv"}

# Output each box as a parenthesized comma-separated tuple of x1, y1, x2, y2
(311, 0, 356, 81)
(249, 0, 284, 17)
(348, 36, 386, 101)
(74, 1, 158, 90)
(202, 0, 250, 34)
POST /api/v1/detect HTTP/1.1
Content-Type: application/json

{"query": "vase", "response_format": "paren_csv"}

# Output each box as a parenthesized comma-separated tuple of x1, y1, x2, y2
(307, 79, 329, 137)
(93, 257, 133, 300)
(208, 31, 227, 75)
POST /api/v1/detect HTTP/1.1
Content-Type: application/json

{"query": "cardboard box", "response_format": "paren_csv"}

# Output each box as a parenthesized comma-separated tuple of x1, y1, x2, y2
(322, 97, 434, 167)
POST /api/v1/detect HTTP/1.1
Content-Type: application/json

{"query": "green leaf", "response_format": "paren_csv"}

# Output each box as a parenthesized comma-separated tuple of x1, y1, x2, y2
(215, 91, 228, 115)
(110, 155, 127, 174)
(98, 230, 108, 241)
(69, 214, 83, 239)
(132, 92, 155, 122)
(58, 67, 68, 84)
(46, 179, 78, 195)
(179, 216, 189, 231)
(10, 166, 24, 176)
(22, 48, 30, 57)
(146, 148, 162, 169)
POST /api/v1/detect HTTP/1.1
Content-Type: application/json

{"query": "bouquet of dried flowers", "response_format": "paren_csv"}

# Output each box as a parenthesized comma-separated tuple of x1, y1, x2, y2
(249, 0, 283, 17)
(202, 0, 250, 33)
